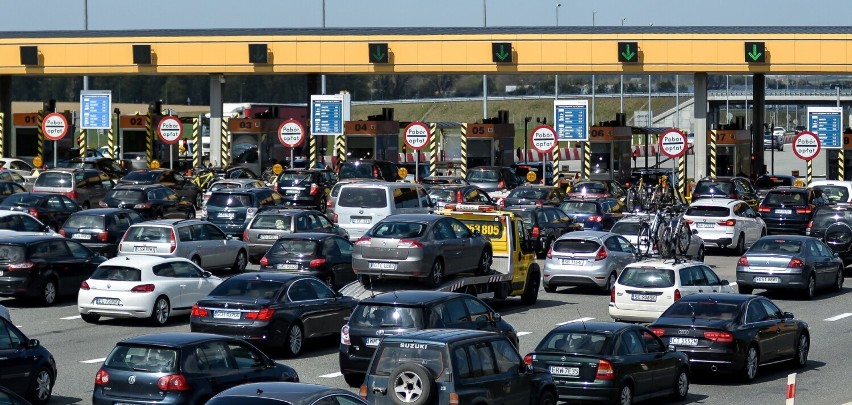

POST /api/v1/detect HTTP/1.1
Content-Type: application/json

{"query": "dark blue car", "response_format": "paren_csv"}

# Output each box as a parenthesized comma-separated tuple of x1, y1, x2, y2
(558, 198, 622, 231)
(759, 187, 827, 235)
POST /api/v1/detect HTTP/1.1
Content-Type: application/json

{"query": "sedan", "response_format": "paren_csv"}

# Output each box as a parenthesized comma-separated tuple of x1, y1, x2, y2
(501, 185, 565, 208)
(190, 273, 357, 357)
(78, 256, 223, 325)
(259, 233, 356, 290)
(736, 235, 844, 299)
(526, 321, 689, 404)
(650, 294, 809, 382)
(244, 208, 348, 264)
(0, 192, 80, 231)
(59, 208, 145, 257)
(543, 231, 638, 293)
(206, 382, 368, 405)
(0, 316, 56, 405)
(352, 214, 492, 287)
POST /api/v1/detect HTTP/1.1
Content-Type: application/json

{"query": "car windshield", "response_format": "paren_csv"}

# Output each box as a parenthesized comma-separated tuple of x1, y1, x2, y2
(349, 304, 424, 329)
(552, 239, 600, 253)
(694, 181, 733, 195)
(367, 222, 427, 238)
(123, 226, 172, 243)
(755, 176, 793, 189)
(467, 170, 499, 182)
(559, 202, 597, 214)
(428, 189, 457, 202)
(65, 214, 106, 229)
(0, 244, 25, 263)
(107, 189, 143, 202)
(104, 345, 178, 373)
(536, 331, 609, 355)
(91, 266, 142, 281)
(122, 171, 160, 182)
(662, 300, 740, 320)
(813, 185, 850, 203)
(338, 163, 374, 179)
(337, 188, 387, 208)
(251, 214, 293, 230)
(812, 210, 852, 229)
(748, 239, 803, 254)
(685, 206, 730, 217)
(34, 172, 72, 187)
(267, 239, 319, 256)
(610, 221, 640, 236)
(619, 267, 675, 288)
(208, 182, 242, 192)
(1, 194, 42, 207)
(210, 278, 284, 300)
(571, 182, 608, 194)
(764, 192, 807, 205)
(508, 188, 549, 199)
(372, 344, 447, 381)
(207, 193, 252, 208)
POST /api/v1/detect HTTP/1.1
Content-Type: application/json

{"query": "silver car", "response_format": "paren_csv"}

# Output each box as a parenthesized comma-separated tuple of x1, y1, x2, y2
(352, 214, 492, 287)
(244, 208, 349, 263)
(117, 219, 248, 272)
(542, 231, 639, 293)
(611, 215, 705, 261)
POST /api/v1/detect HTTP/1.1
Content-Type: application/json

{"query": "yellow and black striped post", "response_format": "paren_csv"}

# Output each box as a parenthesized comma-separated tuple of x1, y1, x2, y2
(191, 118, 200, 168)
(709, 130, 718, 178)
(106, 125, 115, 159)
(145, 112, 154, 168)
(0, 112, 4, 157)
(36, 111, 44, 167)
(428, 123, 438, 176)
(582, 141, 591, 179)
(220, 117, 230, 167)
(551, 143, 561, 185)
(460, 123, 468, 179)
(335, 134, 346, 166)
(308, 134, 317, 169)
(838, 151, 845, 180)
(807, 160, 813, 186)
(78, 127, 87, 160)
(678, 155, 686, 196)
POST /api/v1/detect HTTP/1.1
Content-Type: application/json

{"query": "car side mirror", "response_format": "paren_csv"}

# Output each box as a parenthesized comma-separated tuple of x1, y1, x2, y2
(42, 224, 51, 233)
(834, 252, 840, 258)
(28, 339, 40, 348)
(783, 312, 795, 320)
(225, 235, 233, 240)
(492, 312, 502, 322)
(472, 229, 482, 237)
(430, 197, 438, 206)
(692, 229, 699, 235)
(202, 271, 212, 278)
(719, 279, 729, 286)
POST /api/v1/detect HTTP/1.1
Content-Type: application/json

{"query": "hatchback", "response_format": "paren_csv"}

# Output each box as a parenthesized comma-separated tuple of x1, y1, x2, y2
(501, 185, 566, 208)
(683, 198, 766, 254)
(118, 169, 203, 208)
(0, 316, 56, 405)
(542, 231, 638, 293)
(692, 177, 759, 210)
(759, 187, 827, 234)
(59, 208, 145, 257)
(101, 184, 196, 219)
(203, 188, 285, 237)
(558, 198, 621, 231)
(32, 168, 113, 209)
(259, 233, 356, 290)
(0, 192, 80, 230)
(275, 169, 336, 212)
(465, 166, 521, 194)
(566, 180, 627, 203)
(92, 333, 299, 405)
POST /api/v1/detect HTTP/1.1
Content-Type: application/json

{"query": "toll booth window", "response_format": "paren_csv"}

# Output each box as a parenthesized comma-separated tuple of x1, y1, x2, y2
(590, 143, 611, 174)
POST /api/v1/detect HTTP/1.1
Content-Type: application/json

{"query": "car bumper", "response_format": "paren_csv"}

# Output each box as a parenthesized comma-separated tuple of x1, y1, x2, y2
(701, 237, 733, 247)
(190, 319, 280, 346)
(542, 262, 609, 288)
(552, 381, 618, 402)
(77, 292, 155, 318)
(736, 271, 807, 290)
(339, 345, 375, 376)
(280, 197, 320, 207)
(93, 388, 191, 405)
(0, 276, 40, 298)
(763, 219, 809, 234)
(667, 346, 743, 373)
(608, 305, 664, 323)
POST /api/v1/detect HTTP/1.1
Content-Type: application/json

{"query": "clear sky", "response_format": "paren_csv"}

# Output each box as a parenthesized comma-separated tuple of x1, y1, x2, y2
(0, 0, 846, 31)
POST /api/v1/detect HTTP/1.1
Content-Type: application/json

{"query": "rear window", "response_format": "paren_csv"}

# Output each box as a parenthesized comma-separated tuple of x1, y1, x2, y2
(619, 267, 675, 288)
(0, 244, 25, 263)
(372, 343, 446, 380)
(694, 181, 733, 195)
(662, 300, 740, 320)
(122, 171, 160, 182)
(207, 193, 253, 208)
(813, 185, 850, 203)
(535, 331, 609, 355)
(106, 189, 143, 202)
(508, 188, 549, 199)
(685, 206, 730, 217)
(65, 214, 106, 229)
(559, 202, 597, 214)
(748, 239, 803, 253)
(428, 189, 456, 203)
(812, 209, 852, 229)
(755, 176, 793, 189)
(0, 194, 42, 207)
(277, 173, 313, 183)
(338, 163, 374, 179)
(266, 239, 319, 256)
(34, 172, 72, 188)
(209, 278, 284, 300)
(104, 345, 178, 373)
(610, 221, 640, 235)
(123, 226, 172, 243)
(91, 266, 142, 282)
(571, 182, 608, 194)
(553, 239, 600, 253)
(367, 222, 427, 238)
(764, 192, 807, 206)
(250, 214, 293, 230)
(338, 187, 388, 209)
(208, 182, 242, 192)
(349, 304, 424, 329)
(467, 170, 499, 182)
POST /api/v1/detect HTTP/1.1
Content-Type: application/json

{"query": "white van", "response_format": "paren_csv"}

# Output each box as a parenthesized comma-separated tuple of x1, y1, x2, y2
(333, 182, 432, 240)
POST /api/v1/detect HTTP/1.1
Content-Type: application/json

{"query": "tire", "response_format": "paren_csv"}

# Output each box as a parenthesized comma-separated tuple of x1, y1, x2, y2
(475, 249, 492, 276)
(671, 367, 689, 401)
(39, 279, 57, 306)
(424, 260, 444, 288)
(27, 367, 53, 405)
(149, 296, 170, 326)
(343, 373, 364, 388)
(834, 265, 845, 292)
(283, 322, 304, 357)
(804, 273, 816, 300)
(603, 271, 617, 293)
(617, 382, 634, 405)
(544, 284, 557, 293)
(538, 390, 557, 405)
(739, 285, 754, 295)
(82, 201, 91, 209)
(186, 207, 196, 219)
(521, 270, 540, 306)
(319, 197, 327, 213)
(80, 313, 100, 324)
(734, 234, 746, 256)
(794, 333, 809, 368)
(387, 363, 434, 405)
(741, 345, 759, 382)
(232, 250, 248, 272)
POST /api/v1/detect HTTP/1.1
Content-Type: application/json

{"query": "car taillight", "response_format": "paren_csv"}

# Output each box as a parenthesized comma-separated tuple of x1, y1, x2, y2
(703, 331, 734, 343)
(242, 230, 248, 241)
(795, 207, 812, 214)
(595, 246, 607, 261)
(651, 328, 665, 336)
(28, 208, 38, 219)
(674, 289, 681, 301)
(191, 304, 208, 317)
(169, 229, 176, 253)
(457, 190, 464, 203)
(355, 237, 372, 246)
(332, 213, 338, 223)
(130, 284, 155, 293)
(788, 258, 805, 269)
(373, 167, 379, 178)
(398, 239, 423, 248)
(737, 256, 749, 266)
(95, 369, 109, 385)
(806, 221, 813, 235)
(523, 354, 533, 366)
(758, 204, 771, 213)
(81, 281, 90, 290)
(589, 215, 603, 223)
(610, 287, 615, 303)
(341, 324, 351, 345)
(360, 385, 368, 400)
(247, 207, 257, 219)
(498, 180, 505, 190)
(7, 262, 35, 271)
(498, 199, 505, 209)
(98, 201, 107, 208)
(310, 183, 319, 196)
(273, 184, 279, 191)
(595, 359, 615, 380)
(536, 200, 544, 207)
(685, 219, 694, 224)
(68, 190, 78, 200)
(245, 308, 275, 321)
(58, 229, 66, 237)
(546, 247, 553, 259)
(133, 203, 152, 209)
(98, 231, 109, 242)
(449, 393, 460, 405)
(531, 226, 540, 238)
(309, 258, 327, 268)
(260, 256, 269, 266)
(157, 374, 190, 391)
(717, 219, 736, 226)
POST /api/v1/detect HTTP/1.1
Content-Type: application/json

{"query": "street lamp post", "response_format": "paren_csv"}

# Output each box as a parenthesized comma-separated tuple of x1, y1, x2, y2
(555, 3, 561, 100)
(482, 0, 488, 119)
(620, 18, 626, 114)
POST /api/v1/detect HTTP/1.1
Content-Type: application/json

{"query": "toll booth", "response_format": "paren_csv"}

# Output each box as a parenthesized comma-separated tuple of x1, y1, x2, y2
(12, 112, 74, 167)
(119, 115, 152, 169)
(228, 118, 292, 175)
(343, 120, 399, 162)
(463, 122, 515, 169)
(708, 129, 751, 177)
(829, 129, 852, 180)
(588, 126, 632, 182)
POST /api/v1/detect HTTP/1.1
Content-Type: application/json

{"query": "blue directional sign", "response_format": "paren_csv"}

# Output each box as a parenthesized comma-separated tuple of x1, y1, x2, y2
(807, 107, 843, 149)
(553, 99, 589, 141)
(80, 90, 112, 130)
(310, 94, 351, 136)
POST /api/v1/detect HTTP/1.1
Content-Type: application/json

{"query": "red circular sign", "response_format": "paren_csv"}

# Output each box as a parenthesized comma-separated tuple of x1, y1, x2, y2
(277, 119, 306, 148)
(792, 131, 821, 161)
(157, 116, 183, 145)
(658, 129, 687, 158)
(42, 113, 68, 141)
(403, 122, 430, 151)
(530, 125, 558, 153)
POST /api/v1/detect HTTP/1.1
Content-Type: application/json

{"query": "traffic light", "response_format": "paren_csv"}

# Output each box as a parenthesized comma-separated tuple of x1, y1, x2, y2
(148, 101, 162, 115)
(43, 99, 56, 113)
(750, 154, 756, 161)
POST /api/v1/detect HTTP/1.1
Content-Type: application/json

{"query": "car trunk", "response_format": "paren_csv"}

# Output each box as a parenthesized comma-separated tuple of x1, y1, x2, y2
(533, 352, 602, 383)
(196, 297, 274, 326)
(358, 238, 412, 260)
(653, 319, 736, 350)
(614, 268, 675, 311)
(63, 215, 107, 242)
(742, 253, 801, 272)
(121, 226, 174, 254)
(550, 239, 601, 266)
(276, 174, 315, 197)
(100, 344, 180, 401)
(347, 305, 424, 354)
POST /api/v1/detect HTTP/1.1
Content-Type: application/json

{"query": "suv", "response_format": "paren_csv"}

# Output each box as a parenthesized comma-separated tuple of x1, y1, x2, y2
(274, 169, 336, 212)
(117, 219, 249, 272)
(333, 182, 432, 240)
(32, 168, 113, 209)
(466, 166, 521, 194)
(244, 208, 348, 263)
(202, 188, 285, 237)
(692, 176, 759, 210)
(807, 204, 852, 259)
(339, 291, 518, 388)
(759, 187, 827, 234)
(100, 184, 196, 220)
(118, 169, 203, 208)
(361, 329, 556, 405)
(338, 160, 400, 182)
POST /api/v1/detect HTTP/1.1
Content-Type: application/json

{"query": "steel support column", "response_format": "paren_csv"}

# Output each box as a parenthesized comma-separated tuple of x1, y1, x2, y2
(0, 76, 9, 157)
(752, 74, 766, 179)
(692, 73, 708, 179)
(209, 75, 224, 167)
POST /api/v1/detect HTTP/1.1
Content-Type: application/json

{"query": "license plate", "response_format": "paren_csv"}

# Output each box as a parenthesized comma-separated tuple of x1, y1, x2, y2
(351, 217, 372, 224)
(72, 233, 91, 240)
(259, 234, 279, 240)
(286, 190, 301, 195)
(696, 223, 714, 228)
(754, 276, 781, 283)
(561, 259, 585, 266)
(631, 294, 657, 302)
(670, 337, 698, 346)
(369, 262, 397, 270)
(549, 366, 579, 376)
(95, 298, 121, 306)
(134, 246, 156, 253)
(213, 311, 242, 319)
(276, 263, 299, 270)
(365, 337, 381, 347)
(218, 212, 235, 219)
(0, 270, 4, 276)
(776, 209, 792, 215)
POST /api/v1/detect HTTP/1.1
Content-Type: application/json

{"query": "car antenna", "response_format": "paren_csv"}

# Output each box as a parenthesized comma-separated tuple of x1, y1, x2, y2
(576, 308, 587, 330)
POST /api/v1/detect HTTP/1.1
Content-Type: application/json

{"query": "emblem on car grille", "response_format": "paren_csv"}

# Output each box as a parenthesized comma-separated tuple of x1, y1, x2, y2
(376, 330, 385, 336)
(128, 375, 136, 384)
(561, 356, 566, 361)
(224, 303, 229, 308)
(359, 209, 364, 214)
(678, 329, 690, 335)
(106, 284, 111, 289)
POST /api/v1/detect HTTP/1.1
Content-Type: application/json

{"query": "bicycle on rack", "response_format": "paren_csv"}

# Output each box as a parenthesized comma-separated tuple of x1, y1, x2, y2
(635, 204, 692, 259)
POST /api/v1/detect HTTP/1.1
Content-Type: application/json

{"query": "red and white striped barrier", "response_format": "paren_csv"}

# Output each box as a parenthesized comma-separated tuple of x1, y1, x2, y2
(786, 373, 796, 405)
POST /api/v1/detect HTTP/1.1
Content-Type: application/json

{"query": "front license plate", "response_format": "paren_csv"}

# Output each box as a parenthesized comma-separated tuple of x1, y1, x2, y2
(365, 337, 381, 347)
(631, 294, 657, 302)
(754, 276, 781, 283)
(72, 233, 91, 240)
(775, 209, 792, 215)
(351, 217, 372, 225)
(670, 337, 698, 346)
(549, 366, 579, 376)
(696, 223, 714, 228)
(259, 234, 278, 240)
(134, 246, 156, 253)
(369, 262, 397, 270)
(561, 259, 585, 266)
(213, 311, 241, 319)
(95, 298, 121, 306)
(276, 264, 299, 270)
(218, 212, 235, 219)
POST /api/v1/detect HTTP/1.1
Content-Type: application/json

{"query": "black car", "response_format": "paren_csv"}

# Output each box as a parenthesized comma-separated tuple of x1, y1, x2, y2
(203, 188, 285, 237)
(753, 174, 796, 199)
(0, 193, 80, 231)
(759, 187, 827, 234)
(259, 233, 356, 290)
(92, 333, 299, 405)
(506, 206, 577, 257)
(501, 185, 566, 208)
(692, 177, 760, 210)
(337, 160, 400, 182)
(191, 273, 357, 357)
(559, 198, 622, 231)
(274, 169, 336, 212)
(338, 290, 518, 388)
(58, 208, 145, 257)
(0, 235, 107, 305)
(100, 184, 197, 219)
(0, 181, 26, 203)
(427, 184, 494, 209)
(466, 166, 522, 193)
(118, 169, 203, 208)
(650, 294, 809, 382)
(362, 329, 557, 405)
(808, 204, 852, 259)
(527, 321, 690, 404)
(207, 382, 368, 405)
(0, 316, 56, 405)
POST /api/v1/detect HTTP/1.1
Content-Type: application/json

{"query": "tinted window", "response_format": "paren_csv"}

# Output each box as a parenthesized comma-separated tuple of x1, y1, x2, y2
(65, 214, 106, 229)
(748, 238, 803, 253)
(338, 188, 388, 209)
(552, 239, 600, 253)
(491, 339, 521, 373)
(108, 189, 144, 202)
(619, 267, 675, 288)
(227, 342, 265, 369)
(349, 304, 423, 329)
(453, 347, 471, 379)
(536, 331, 608, 354)
(338, 163, 375, 179)
(685, 206, 730, 217)
(662, 300, 740, 320)
(91, 266, 142, 281)
(611, 221, 640, 235)
(124, 226, 172, 243)
(764, 191, 808, 205)
(287, 280, 319, 301)
(35, 172, 72, 188)
(251, 214, 293, 230)
(617, 331, 646, 355)
(467, 170, 499, 182)
(1, 194, 42, 207)
(507, 188, 549, 200)
(209, 278, 283, 300)
(372, 344, 447, 381)
(104, 345, 178, 372)
(367, 222, 427, 238)
(755, 176, 793, 189)
(814, 185, 850, 203)
(571, 182, 609, 194)
(392, 187, 420, 208)
(122, 171, 161, 182)
(207, 193, 253, 208)
(559, 202, 598, 214)
(694, 181, 734, 195)
(0, 244, 25, 263)
(267, 239, 319, 256)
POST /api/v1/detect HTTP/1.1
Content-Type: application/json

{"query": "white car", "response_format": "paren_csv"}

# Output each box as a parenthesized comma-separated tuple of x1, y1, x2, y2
(683, 198, 766, 254)
(78, 255, 223, 325)
(810, 180, 852, 203)
(609, 259, 735, 323)
(610, 215, 705, 261)
(0, 158, 35, 179)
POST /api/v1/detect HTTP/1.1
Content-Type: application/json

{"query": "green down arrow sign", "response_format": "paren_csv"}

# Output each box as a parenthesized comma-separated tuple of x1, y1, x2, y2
(745, 42, 765, 63)
(369, 43, 389, 63)
(618, 42, 638, 63)
(492, 42, 513, 63)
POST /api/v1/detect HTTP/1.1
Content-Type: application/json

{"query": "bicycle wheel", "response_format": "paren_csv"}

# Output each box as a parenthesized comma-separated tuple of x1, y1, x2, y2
(637, 222, 653, 256)
(676, 222, 692, 255)
(657, 226, 673, 259)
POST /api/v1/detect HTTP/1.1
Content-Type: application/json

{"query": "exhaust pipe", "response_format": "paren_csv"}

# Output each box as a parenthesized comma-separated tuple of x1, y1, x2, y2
(710, 365, 718, 372)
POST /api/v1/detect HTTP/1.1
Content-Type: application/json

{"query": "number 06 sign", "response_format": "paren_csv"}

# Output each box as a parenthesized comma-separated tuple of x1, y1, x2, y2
(530, 125, 557, 153)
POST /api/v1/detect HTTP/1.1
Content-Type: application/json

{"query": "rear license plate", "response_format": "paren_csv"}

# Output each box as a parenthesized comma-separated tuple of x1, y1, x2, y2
(670, 337, 698, 346)
(72, 233, 91, 240)
(95, 298, 121, 306)
(365, 337, 381, 347)
(218, 212, 235, 219)
(369, 262, 397, 270)
(276, 264, 299, 270)
(351, 217, 372, 225)
(213, 311, 241, 319)
(561, 259, 585, 266)
(754, 276, 781, 283)
(631, 294, 657, 302)
(286, 190, 301, 195)
(696, 223, 714, 228)
(134, 246, 156, 253)
(259, 234, 278, 240)
(549, 366, 579, 376)
(776, 209, 792, 215)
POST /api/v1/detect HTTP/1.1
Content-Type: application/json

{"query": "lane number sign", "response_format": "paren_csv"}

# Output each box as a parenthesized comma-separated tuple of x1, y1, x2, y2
(530, 125, 557, 153)
(157, 116, 183, 144)
(659, 129, 688, 158)
(403, 122, 430, 151)
(792, 131, 821, 161)
(278, 119, 306, 148)
(42, 113, 68, 141)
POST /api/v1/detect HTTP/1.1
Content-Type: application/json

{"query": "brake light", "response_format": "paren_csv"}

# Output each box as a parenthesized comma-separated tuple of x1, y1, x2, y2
(130, 284, 155, 293)
(806, 221, 813, 235)
(310, 183, 319, 196)
(498, 180, 506, 190)
(360, 385, 368, 400)
(651, 328, 665, 336)
(546, 247, 553, 260)
(457, 190, 463, 203)
(758, 205, 771, 213)
(595, 246, 607, 261)
(536, 200, 544, 207)
(245, 308, 275, 321)
(156, 374, 190, 391)
(260, 256, 268, 266)
(247, 207, 257, 219)
(341, 324, 351, 345)
(98, 201, 107, 208)
(95, 369, 109, 385)
(449, 393, 460, 405)
(737, 256, 749, 266)
(788, 258, 805, 269)
(28, 208, 38, 218)
(398, 239, 423, 248)
(309, 258, 326, 268)
(610, 287, 615, 303)
(685, 219, 694, 224)
(98, 231, 109, 242)
(81, 281, 90, 290)
(68, 190, 78, 200)
(523, 354, 533, 366)
(674, 289, 681, 301)
(327, 198, 333, 209)
(169, 229, 176, 253)
(589, 215, 603, 223)
(191, 304, 208, 317)
(242, 230, 248, 241)
(7, 262, 35, 271)
(595, 359, 615, 380)
(703, 331, 734, 343)
(273, 184, 279, 192)
(355, 237, 372, 246)
(373, 166, 379, 178)
(58, 229, 66, 237)
(531, 226, 540, 238)
(133, 203, 152, 209)
(717, 219, 736, 226)
(795, 207, 812, 214)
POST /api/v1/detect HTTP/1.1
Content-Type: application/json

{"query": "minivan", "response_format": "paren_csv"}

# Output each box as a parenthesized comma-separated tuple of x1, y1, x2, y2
(32, 168, 114, 209)
(332, 182, 432, 240)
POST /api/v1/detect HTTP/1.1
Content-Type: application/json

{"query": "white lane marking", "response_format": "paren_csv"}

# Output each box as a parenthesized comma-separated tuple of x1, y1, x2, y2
(556, 317, 595, 326)
(517, 331, 532, 337)
(61, 315, 81, 320)
(824, 313, 852, 322)
(15, 325, 22, 328)
(319, 372, 343, 378)
(80, 357, 106, 364)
